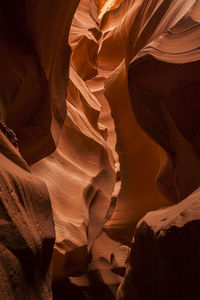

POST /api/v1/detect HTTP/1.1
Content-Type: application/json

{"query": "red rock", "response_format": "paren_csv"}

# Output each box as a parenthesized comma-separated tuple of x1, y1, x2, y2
(0, 0, 80, 164)
(117, 187, 200, 300)
(0, 128, 55, 298)
(1, 0, 200, 298)
(31, 67, 116, 279)
(111, 245, 130, 276)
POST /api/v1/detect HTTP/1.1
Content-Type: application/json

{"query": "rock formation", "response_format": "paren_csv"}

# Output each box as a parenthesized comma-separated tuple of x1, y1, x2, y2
(117, 187, 200, 300)
(0, 0, 80, 164)
(0, 0, 80, 298)
(0, 123, 55, 299)
(1, 0, 200, 299)
(102, 0, 200, 299)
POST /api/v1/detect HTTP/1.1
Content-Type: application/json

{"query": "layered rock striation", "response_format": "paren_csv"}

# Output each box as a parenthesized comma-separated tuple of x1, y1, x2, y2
(0, 0, 80, 298)
(99, 0, 200, 298)
(1, 0, 200, 299)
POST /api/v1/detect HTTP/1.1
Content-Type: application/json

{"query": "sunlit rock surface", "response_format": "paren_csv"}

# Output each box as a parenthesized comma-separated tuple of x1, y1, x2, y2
(1, 0, 200, 299)
(0, 0, 120, 297)
(31, 66, 116, 280)
(97, 0, 200, 245)
(101, 0, 200, 299)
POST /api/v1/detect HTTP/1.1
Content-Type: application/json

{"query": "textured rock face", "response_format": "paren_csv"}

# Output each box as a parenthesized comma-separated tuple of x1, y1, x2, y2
(96, 0, 122, 19)
(117, 188, 200, 300)
(101, 2, 172, 242)
(0, 0, 80, 298)
(104, 61, 170, 242)
(101, 0, 200, 298)
(1, 0, 200, 299)
(0, 128, 55, 299)
(1, 0, 119, 297)
(30, 0, 117, 285)
(128, 0, 200, 202)
(0, 0, 80, 164)
(99, 0, 200, 244)
(111, 245, 130, 276)
(31, 66, 116, 280)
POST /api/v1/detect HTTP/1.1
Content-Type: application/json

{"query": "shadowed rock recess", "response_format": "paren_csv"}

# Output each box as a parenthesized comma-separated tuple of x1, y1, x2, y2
(0, 0, 200, 299)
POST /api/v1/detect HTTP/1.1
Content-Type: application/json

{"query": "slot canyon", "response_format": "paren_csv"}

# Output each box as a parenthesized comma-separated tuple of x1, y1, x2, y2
(0, 0, 200, 299)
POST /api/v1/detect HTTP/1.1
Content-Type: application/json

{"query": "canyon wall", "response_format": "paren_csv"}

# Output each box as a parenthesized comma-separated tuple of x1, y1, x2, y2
(98, 0, 200, 299)
(0, 0, 80, 298)
(0, 0, 119, 298)
(1, 0, 200, 299)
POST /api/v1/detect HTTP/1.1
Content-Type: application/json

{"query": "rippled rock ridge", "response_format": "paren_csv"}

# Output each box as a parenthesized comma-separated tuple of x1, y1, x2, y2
(0, 1, 200, 299)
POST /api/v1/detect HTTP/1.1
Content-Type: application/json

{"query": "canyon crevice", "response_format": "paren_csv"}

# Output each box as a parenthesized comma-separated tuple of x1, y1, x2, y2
(0, 0, 200, 299)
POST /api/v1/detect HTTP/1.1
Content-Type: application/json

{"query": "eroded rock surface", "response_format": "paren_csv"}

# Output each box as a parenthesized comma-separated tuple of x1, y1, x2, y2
(0, 0, 80, 164)
(98, 0, 200, 246)
(1, 0, 200, 299)
(31, 66, 116, 280)
(0, 0, 80, 298)
(111, 245, 130, 276)
(117, 187, 200, 300)
(104, 0, 200, 299)
(30, 0, 118, 286)
(0, 128, 55, 299)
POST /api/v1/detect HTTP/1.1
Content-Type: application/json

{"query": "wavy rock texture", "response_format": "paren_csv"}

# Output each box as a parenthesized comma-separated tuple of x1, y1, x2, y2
(0, 0, 120, 297)
(31, 0, 119, 291)
(0, 127, 55, 299)
(1, 0, 200, 299)
(0, 0, 80, 298)
(97, 0, 200, 245)
(100, 1, 173, 242)
(98, 0, 200, 299)
(104, 60, 171, 243)
(97, 0, 122, 19)
(0, 0, 80, 164)
(69, 0, 100, 80)
(31, 66, 116, 281)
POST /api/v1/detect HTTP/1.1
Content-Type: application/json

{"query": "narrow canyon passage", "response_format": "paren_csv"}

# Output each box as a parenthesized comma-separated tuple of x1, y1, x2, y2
(0, 1, 200, 300)
(30, 2, 124, 297)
